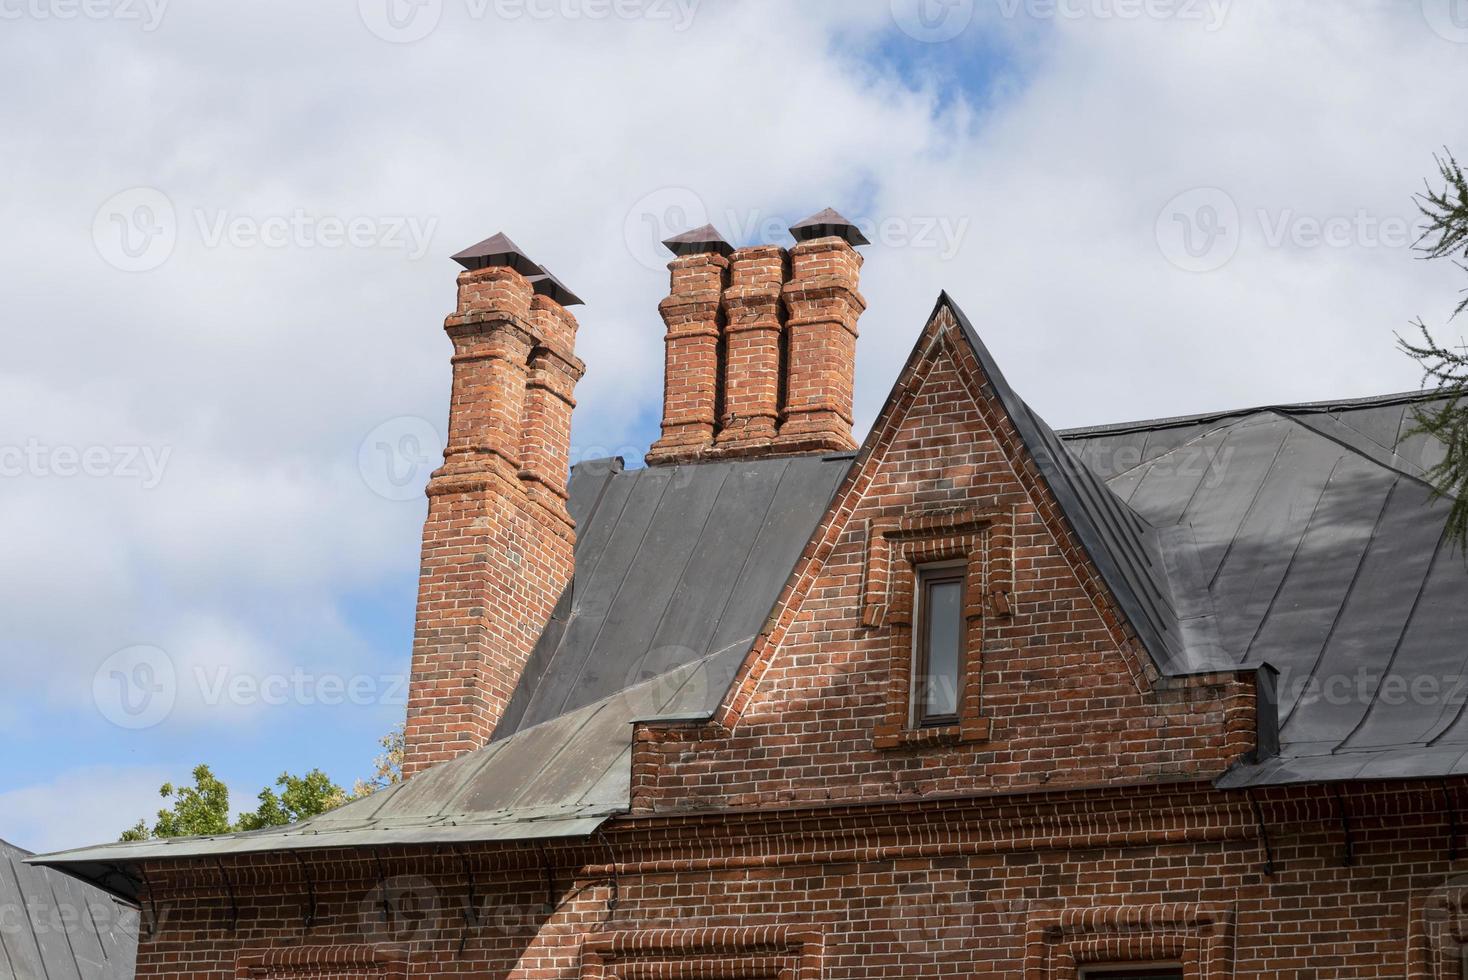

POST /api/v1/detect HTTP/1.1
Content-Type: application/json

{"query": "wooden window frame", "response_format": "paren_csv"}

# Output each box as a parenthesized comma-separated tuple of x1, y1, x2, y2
(911, 561, 966, 729)
(864, 505, 1014, 750)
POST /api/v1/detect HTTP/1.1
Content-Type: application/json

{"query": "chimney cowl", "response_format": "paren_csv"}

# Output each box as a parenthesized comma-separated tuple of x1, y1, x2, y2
(527, 267, 584, 307)
(789, 207, 870, 247)
(451, 231, 543, 275)
(662, 223, 735, 258)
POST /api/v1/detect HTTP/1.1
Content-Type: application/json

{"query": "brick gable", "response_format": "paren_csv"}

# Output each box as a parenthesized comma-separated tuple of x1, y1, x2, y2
(630, 303, 1261, 814)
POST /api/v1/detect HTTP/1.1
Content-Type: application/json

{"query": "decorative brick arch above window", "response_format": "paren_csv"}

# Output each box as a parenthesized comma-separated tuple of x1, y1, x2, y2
(581, 927, 823, 980)
(864, 505, 1014, 749)
(1022, 904, 1232, 980)
(234, 945, 407, 980)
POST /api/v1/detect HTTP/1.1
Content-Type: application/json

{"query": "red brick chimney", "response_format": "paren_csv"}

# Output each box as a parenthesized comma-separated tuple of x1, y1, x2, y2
(401, 233, 585, 778)
(775, 209, 866, 455)
(646, 209, 865, 466)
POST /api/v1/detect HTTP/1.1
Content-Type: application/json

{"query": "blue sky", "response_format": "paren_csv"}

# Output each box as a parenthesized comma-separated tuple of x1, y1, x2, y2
(2, 0, 1466, 852)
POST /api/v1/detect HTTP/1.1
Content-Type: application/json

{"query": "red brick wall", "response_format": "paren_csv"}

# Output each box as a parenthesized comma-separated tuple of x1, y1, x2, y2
(629, 306, 1256, 815)
(401, 266, 584, 777)
(131, 782, 1468, 980)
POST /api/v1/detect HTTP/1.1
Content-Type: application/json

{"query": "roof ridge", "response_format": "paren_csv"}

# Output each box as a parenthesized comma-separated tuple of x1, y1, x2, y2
(1059, 388, 1445, 440)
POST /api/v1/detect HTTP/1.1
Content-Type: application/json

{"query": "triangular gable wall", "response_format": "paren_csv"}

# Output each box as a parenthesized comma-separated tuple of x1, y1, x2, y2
(628, 298, 1260, 812)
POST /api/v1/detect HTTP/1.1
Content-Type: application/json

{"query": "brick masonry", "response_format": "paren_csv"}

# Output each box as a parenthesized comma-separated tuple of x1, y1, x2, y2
(131, 783, 1468, 979)
(401, 265, 584, 777)
(128, 254, 1468, 978)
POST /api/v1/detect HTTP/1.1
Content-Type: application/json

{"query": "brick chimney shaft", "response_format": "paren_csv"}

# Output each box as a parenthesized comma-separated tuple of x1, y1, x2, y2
(645, 209, 864, 466)
(776, 236, 863, 453)
(717, 245, 788, 450)
(402, 256, 584, 778)
(646, 252, 728, 463)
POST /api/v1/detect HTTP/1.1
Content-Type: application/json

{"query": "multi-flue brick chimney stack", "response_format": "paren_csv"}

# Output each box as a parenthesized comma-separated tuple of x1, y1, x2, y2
(646, 208, 868, 465)
(401, 232, 585, 778)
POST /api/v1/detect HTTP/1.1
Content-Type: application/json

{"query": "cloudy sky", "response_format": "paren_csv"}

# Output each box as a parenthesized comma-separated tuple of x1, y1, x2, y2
(1, 0, 1466, 853)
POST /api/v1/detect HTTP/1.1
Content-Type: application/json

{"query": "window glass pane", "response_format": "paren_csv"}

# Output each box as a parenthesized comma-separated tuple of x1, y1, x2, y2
(921, 578, 961, 720)
(1080, 969, 1183, 980)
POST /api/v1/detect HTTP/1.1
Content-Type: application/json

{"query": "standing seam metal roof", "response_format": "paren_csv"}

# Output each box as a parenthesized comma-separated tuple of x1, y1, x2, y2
(0, 839, 137, 980)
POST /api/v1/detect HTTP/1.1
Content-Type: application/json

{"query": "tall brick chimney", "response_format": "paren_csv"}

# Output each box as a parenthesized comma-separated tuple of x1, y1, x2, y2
(401, 233, 585, 778)
(646, 209, 866, 466)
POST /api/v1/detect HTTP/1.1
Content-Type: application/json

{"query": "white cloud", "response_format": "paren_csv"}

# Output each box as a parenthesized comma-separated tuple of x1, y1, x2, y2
(0, 766, 172, 854)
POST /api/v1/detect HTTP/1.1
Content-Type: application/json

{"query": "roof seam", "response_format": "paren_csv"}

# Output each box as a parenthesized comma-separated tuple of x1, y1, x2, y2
(1279, 477, 1400, 734)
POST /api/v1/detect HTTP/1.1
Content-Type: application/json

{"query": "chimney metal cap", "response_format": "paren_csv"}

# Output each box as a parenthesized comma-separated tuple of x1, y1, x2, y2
(661, 224, 734, 258)
(789, 208, 870, 247)
(527, 267, 585, 307)
(451, 232, 543, 275)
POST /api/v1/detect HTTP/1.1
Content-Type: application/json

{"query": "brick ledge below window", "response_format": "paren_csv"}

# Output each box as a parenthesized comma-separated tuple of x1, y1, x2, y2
(873, 716, 992, 750)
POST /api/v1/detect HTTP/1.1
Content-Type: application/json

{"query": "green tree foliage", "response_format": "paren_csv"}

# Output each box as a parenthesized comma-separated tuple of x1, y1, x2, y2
(1400, 151, 1468, 550)
(120, 764, 233, 841)
(120, 724, 404, 841)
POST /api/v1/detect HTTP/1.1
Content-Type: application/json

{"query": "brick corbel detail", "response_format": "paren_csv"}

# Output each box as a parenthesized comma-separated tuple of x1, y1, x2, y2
(518, 295, 585, 526)
(776, 236, 862, 453)
(581, 927, 822, 980)
(647, 252, 728, 464)
(717, 246, 787, 450)
(865, 506, 1013, 750)
(1022, 903, 1233, 979)
(235, 945, 407, 980)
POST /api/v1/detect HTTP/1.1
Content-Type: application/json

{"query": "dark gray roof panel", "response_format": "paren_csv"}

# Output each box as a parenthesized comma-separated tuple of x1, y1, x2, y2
(943, 297, 1196, 674)
(496, 454, 849, 737)
(1065, 389, 1464, 790)
(0, 840, 136, 980)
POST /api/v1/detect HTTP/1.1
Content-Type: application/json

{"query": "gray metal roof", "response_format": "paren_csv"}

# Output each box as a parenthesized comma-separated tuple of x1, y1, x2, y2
(33, 454, 849, 898)
(1061, 392, 1464, 788)
(0, 839, 136, 979)
(943, 297, 1210, 675)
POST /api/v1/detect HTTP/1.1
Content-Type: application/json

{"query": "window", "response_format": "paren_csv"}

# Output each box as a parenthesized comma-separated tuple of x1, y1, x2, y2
(1079, 968, 1183, 980)
(912, 564, 964, 727)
